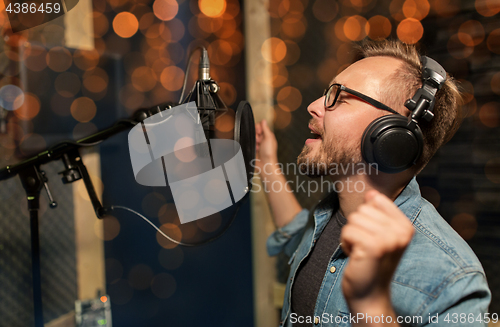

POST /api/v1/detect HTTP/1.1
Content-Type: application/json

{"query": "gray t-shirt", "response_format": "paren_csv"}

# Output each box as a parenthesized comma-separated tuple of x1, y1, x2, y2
(290, 205, 347, 326)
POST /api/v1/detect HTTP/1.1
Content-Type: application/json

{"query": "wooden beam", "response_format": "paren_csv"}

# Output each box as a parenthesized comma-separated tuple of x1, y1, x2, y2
(244, 0, 279, 326)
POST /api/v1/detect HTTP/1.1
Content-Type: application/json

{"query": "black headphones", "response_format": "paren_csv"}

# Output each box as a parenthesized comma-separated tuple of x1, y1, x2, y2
(361, 56, 447, 174)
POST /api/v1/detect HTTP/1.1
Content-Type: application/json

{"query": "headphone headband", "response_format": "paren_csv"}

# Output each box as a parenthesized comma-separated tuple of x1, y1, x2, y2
(361, 55, 446, 174)
(404, 56, 447, 123)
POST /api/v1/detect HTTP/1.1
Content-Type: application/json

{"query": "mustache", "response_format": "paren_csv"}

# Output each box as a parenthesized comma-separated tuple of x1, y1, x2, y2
(309, 120, 324, 136)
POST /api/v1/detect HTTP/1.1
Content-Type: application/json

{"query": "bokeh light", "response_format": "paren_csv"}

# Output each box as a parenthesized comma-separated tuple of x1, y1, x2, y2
(92, 11, 110, 38)
(478, 102, 500, 128)
(367, 15, 392, 40)
(262, 37, 287, 63)
(343, 15, 368, 41)
(312, 0, 338, 22)
(429, 0, 459, 17)
(277, 86, 302, 112)
(0, 85, 24, 111)
(196, 212, 222, 232)
(153, 0, 178, 21)
(475, 0, 500, 17)
(119, 84, 145, 111)
(70, 97, 97, 123)
(273, 105, 292, 129)
(402, 0, 430, 20)
(458, 20, 485, 47)
(131, 66, 157, 92)
(160, 65, 184, 91)
(14, 92, 40, 120)
(94, 215, 121, 241)
(46, 47, 73, 72)
(199, 0, 226, 18)
(141, 192, 166, 218)
(487, 29, 500, 54)
(217, 82, 237, 106)
(113, 12, 139, 38)
(397, 18, 424, 44)
(156, 223, 182, 249)
(447, 34, 474, 59)
(73, 49, 100, 71)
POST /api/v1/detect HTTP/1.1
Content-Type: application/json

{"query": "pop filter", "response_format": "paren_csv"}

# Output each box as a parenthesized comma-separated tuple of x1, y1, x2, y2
(234, 101, 255, 189)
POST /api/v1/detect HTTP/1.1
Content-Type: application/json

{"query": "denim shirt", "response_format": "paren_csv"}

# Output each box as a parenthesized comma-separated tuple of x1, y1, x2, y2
(267, 177, 491, 327)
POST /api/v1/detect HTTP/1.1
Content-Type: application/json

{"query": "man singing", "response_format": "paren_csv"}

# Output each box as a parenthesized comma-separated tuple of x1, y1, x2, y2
(255, 40, 491, 326)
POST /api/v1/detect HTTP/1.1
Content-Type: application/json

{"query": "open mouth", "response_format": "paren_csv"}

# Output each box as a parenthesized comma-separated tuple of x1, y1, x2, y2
(309, 124, 322, 140)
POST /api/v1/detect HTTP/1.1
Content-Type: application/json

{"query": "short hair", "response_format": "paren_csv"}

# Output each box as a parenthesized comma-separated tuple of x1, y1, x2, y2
(353, 39, 464, 174)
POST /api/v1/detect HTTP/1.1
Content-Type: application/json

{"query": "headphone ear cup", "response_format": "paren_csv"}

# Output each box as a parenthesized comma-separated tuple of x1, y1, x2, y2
(361, 115, 423, 174)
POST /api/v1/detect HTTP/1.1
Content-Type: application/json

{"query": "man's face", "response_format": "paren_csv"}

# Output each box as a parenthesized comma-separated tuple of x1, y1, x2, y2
(297, 56, 404, 177)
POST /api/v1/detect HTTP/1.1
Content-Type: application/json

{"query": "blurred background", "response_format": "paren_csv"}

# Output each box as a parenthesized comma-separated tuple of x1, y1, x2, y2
(0, 0, 498, 326)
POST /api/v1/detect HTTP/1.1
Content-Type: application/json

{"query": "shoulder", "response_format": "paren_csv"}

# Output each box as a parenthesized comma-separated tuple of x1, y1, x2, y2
(391, 197, 490, 318)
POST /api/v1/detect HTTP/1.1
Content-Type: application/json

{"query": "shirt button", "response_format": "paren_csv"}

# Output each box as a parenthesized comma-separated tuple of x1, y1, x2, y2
(314, 316, 320, 324)
(330, 266, 336, 273)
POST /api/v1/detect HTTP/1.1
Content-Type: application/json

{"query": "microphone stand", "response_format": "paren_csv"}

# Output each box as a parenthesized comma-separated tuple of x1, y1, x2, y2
(0, 105, 170, 327)
(0, 48, 228, 327)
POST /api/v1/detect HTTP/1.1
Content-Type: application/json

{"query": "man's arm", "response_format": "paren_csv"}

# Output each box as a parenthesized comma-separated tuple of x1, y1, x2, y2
(341, 190, 415, 326)
(255, 120, 302, 228)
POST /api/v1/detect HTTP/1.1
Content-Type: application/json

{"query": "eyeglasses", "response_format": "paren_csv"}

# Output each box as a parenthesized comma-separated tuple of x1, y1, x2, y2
(323, 83, 400, 115)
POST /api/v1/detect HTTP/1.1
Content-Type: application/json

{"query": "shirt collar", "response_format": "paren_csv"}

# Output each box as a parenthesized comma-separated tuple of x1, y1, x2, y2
(314, 176, 422, 224)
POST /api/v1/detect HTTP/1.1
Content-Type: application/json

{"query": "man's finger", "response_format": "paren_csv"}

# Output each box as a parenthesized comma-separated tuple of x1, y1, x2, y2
(261, 119, 272, 136)
(365, 191, 404, 220)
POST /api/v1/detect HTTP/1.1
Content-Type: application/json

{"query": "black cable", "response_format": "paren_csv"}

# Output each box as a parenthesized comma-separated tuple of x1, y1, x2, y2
(105, 192, 249, 247)
(47, 140, 104, 152)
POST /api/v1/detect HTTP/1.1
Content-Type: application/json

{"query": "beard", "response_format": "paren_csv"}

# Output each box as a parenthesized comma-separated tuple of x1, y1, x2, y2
(297, 133, 363, 178)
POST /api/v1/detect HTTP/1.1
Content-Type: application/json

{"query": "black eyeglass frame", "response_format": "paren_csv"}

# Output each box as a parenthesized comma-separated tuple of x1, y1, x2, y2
(323, 83, 400, 115)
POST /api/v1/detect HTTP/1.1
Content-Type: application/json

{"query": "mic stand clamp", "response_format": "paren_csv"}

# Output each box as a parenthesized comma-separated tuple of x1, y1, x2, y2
(59, 149, 107, 219)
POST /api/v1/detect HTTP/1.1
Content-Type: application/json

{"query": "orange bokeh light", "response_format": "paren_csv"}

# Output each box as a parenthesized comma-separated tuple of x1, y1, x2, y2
(277, 86, 302, 112)
(160, 66, 184, 91)
(71, 97, 97, 123)
(458, 20, 485, 47)
(261, 37, 287, 63)
(487, 29, 500, 54)
(402, 0, 430, 20)
(113, 12, 139, 38)
(153, 0, 178, 21)
(475, 0, 500, 17)
(397, 18, 424, 44)
(14, 93, 40, 120)
(199, 0, 226, 18)
(157, 223, 182, 249)
(131, 66, 157, 92)
(367, 15, 392, 40)
(208, 39, 233, 65)
(343, 15, 368, 41)
(479, 102, 500, 128)
(429, 0, 460, 17)
(46, 47, 72, 72)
